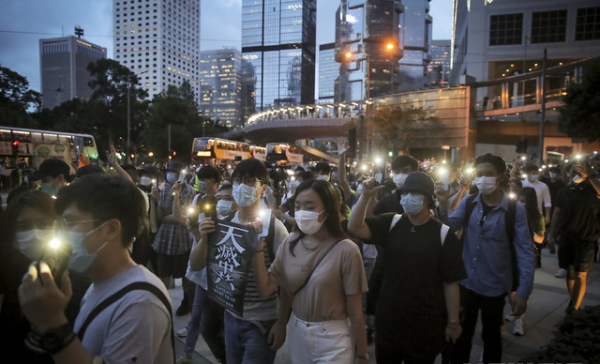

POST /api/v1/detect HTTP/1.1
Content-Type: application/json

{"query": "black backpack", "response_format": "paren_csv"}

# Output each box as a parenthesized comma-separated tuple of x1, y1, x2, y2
(462, 194, 519, 289)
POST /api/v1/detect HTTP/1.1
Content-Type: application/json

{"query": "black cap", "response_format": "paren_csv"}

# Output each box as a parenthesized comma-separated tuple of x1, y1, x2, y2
(398, 172, 434, 197)
(30, 158, 70, 181)
(165, 160, 185, 172)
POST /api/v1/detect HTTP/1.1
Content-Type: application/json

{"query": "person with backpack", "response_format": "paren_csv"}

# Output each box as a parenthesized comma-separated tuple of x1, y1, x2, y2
(18, 175, 174, 364)
(349, 173, 466, 364)
(188, 159, 289, 364)
(438, 153, 535, 364)
(253, 179, 368, 363)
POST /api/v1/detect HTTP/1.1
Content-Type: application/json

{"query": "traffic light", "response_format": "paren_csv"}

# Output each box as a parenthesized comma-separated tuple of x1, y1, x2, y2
(12, 140, 20, 157)
(172, 150, 177, 157)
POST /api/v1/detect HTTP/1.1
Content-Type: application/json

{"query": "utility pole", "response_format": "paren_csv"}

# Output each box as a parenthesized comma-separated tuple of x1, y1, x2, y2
(539, 49, 547, 165)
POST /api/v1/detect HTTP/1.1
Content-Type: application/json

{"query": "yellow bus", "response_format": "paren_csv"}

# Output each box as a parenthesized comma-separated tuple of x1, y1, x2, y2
(266, 142, 303, 165)
(191, 137, 251, 164)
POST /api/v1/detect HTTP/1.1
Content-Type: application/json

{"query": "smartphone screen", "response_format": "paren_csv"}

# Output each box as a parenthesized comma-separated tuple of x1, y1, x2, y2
(178, 170, 187, 184)
(39, 239, 72, 288)
(202, 195, 217, 222)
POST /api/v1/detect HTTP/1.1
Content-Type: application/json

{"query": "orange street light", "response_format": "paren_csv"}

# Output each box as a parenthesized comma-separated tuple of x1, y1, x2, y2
(386, 43, 394, 50)
(345, 52, 353, 59)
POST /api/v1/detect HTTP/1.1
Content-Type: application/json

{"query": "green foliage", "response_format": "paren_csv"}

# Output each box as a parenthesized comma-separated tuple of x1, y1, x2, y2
(367, 104, 440, 154)
(558, 60, 600, 142)
(0, 64, 42, 126)
(521, 305, 600, 364)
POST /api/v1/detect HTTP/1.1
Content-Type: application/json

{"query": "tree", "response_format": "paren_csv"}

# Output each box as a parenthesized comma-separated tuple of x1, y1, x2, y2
(366, 104, 440, 154)
(141, 81, 228, 161)
(0, 65, 42, 126)
(558, 60, 600, 142)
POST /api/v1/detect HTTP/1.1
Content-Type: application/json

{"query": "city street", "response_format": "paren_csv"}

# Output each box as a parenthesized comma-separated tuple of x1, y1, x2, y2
(169, 249, 600, 363)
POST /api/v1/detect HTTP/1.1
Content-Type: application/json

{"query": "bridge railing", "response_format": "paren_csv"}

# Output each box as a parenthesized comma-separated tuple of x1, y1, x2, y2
(246, 100, 372, 125)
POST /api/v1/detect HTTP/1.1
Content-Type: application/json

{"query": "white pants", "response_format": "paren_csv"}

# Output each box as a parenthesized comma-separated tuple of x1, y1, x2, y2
(287, 312, 354, 364)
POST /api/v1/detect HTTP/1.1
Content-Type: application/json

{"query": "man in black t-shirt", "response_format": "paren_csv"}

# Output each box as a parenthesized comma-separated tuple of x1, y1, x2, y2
(349, 173, 467, 363)
(550, 162, 600, 312)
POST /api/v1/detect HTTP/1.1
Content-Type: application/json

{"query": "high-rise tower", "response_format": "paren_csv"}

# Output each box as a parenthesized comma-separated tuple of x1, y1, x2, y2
(113, 0, 201, 105)
(241, 0, 317, 111)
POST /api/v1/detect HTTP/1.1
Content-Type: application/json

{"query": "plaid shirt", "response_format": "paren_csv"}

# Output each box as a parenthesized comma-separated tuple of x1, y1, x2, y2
(152, 182, 195, 255)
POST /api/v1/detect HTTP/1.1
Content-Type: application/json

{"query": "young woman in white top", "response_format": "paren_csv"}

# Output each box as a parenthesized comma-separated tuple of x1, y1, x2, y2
(253, 179, 369, 364)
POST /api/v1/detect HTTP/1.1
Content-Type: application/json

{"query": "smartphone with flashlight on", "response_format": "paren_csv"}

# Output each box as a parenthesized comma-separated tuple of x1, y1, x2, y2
(438, 168, 449, 191)
(201, 195, 217, 222)
(178, 169, 187, 184)
(37, 237, 72, 288)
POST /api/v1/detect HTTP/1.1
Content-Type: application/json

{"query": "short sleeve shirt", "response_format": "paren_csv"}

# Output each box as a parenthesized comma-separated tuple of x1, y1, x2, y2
(269, 234, 367, 322)
(555, 181, 600, 241)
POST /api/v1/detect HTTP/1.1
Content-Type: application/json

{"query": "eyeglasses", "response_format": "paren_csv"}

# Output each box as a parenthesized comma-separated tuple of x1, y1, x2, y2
(233, 177, 263, 186)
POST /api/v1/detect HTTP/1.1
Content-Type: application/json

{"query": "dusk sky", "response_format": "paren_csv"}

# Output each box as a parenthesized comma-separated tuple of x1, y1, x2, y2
(0, 0, 454, 95)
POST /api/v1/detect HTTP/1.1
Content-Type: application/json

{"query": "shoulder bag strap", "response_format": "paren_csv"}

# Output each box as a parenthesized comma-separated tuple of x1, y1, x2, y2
(389, 214, 403, 232)
(293, 239, 343, 296)
(440, 224, 450, 247)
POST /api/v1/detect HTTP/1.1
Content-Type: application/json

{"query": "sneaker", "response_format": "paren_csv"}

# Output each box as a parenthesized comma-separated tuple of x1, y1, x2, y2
(555, 268, 566, 278)
(176, 328, 188, 338)
(176, 353, 193, 364)
(504, 313, 516, 322)
(513, 318, 524, 336)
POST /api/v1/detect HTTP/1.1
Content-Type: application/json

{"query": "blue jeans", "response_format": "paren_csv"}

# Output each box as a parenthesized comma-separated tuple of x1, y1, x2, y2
(224, 311, 277, 364)
(363, 257, 376, 330)
(183, 285, 226, 362)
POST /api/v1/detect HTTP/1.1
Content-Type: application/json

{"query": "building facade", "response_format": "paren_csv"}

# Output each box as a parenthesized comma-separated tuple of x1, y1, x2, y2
(39, 35, 107, 109)
(429, 39, 451, 87)
(318, 42, 337, 104)
(199, 48, 242, 127)
(112, 0, 201, 105)
(241, 0, 317, 111)
(397, 0, 433, 91)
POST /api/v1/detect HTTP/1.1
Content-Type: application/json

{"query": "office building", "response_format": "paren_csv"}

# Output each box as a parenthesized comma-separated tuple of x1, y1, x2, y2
(429, 39, 451, 87)
(451, 0, 600, 87)
(335, 0, 404, 102)
(199, 48, 242, 127)
(318, 42, 337, 104)
(397, 0, 433, 91)
(241, 0, 317, 111)
(39, 33, 107, 109)
(113, 0, 201, 105)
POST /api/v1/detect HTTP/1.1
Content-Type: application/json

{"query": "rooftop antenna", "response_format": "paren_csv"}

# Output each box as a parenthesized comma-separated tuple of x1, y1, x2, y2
(75, 26, 84, 39)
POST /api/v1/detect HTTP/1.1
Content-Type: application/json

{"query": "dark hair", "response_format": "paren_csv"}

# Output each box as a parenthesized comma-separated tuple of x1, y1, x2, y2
(294, 166, 305, 172)
(333, 184, 350, 218)
(510, 178, 523, 189)
(315, 162, 331, 175)
(391, 155, 419, 172)
(76, 164, 105, 178)
(120, 164, 137, 173)
(197, 165, 222, 183)
(219, 184, 233, 192)
(288, 180, 346, 256)
(549, 166, 561, 174)
(523, 165, 540, 174)
(231, 159, 269, 185)
(520, 187, 541, 236)
(474, 153, 506, 174)
(55, 175, 148, 247)
(297, 170, 314, 181)
(140, 165, 160, 180)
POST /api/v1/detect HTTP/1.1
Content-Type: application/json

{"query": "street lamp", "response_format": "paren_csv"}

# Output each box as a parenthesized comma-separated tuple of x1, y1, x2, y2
(127, 70, 149, 164)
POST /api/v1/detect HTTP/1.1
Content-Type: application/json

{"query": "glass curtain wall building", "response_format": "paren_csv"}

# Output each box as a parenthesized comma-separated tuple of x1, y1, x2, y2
(429, 39, 451, 87)
(397, 0, 432, 91)
(335, 0, 404, 102)
(200, 48, 242, 127)
(318, 42, 337, 104)
(241, 0, 317, 111)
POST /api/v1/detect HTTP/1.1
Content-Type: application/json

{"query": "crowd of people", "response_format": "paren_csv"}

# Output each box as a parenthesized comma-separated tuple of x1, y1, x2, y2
(0, 147, 598, 364)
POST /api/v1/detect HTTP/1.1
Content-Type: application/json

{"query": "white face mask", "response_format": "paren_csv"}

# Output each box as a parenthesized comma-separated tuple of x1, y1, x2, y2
(291, 180, 301, 188)
(197, 181, 208, 193)
(295, 210, 326, 235)
(316, 174, 329, 181)
(529, 174, 539, 182)
(549, 172, 558, 180)
(474, 176, 498, 195)
(572, 175, 584, 184)
(15, 229, 53, 261)
(216, 199, 233, 216)
(232, 183, 258, 207)
(139, 176, 152, 186)
(400, 193, 426, 215)
(393, 173, 409, 188)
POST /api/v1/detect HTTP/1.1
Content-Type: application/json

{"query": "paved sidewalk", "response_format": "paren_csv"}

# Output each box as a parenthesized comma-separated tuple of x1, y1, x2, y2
(169, 249, 600, 363)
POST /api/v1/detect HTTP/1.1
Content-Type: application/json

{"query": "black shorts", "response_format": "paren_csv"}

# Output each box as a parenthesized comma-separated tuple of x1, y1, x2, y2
(156, 252, 190, 278)
(558, 239, 597, 273)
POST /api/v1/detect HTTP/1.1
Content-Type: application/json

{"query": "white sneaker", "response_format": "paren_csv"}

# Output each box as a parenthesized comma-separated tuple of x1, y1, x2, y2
(504, 313, 516, 322)
(555, 268, 566, 278)
(176, 328, 188, 338)
(176, 353, 193, 364)
(513, 318, 524, 336)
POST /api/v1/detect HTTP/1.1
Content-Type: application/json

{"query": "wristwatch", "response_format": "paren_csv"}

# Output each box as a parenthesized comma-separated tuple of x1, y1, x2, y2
(39, 323, 76, 354)
(357, 353, 370, 360)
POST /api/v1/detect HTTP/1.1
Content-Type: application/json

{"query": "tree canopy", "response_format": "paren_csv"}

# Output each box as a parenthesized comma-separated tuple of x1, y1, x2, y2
(0, 64, 42, 126)
(558, 59, 600, 142)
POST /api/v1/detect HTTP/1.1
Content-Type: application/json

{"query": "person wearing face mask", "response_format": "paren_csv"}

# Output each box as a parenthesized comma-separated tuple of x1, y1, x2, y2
(540, 166, 565, 255)
(521, 165, 552, 226)
(549, 161, 600, 313)
(349, 173, 466, 363)
(0, 190, 90, 363)
(175, 165, 227, 364)
(131, 164, 160, 267)
(188, 159, 289, 364)
(253, 179, 369, 364)
(18, 175, 174, 364)
(314, 162, 332, 182)
(29, 158, 72, 197)
(439, 153, 535, 364)
(275, 170, 314, 232)
(152, 160, 195, 315)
